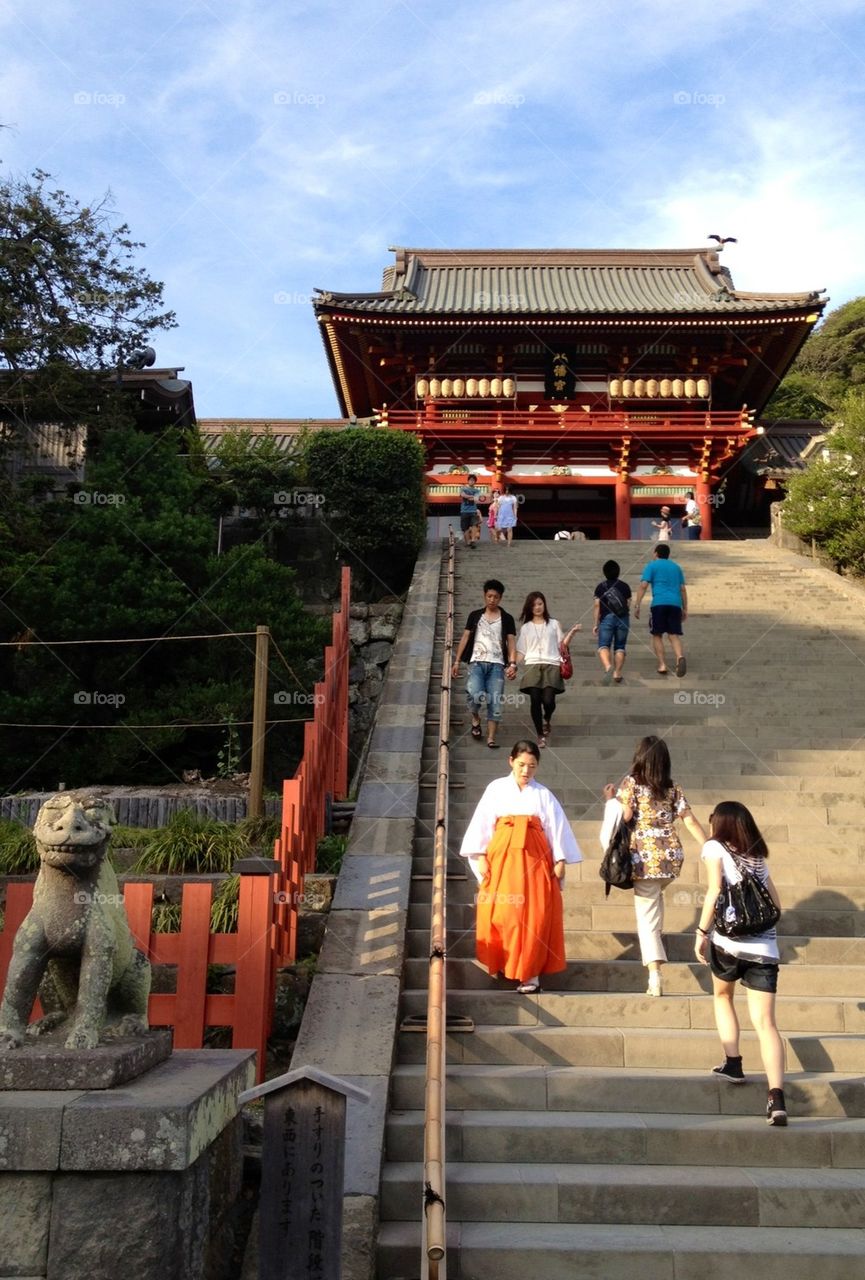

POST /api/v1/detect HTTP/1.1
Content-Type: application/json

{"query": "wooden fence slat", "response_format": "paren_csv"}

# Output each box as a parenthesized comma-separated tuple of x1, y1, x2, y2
(171, 882, 214, 1048)
(122, 882, 155, 953)
(233, 873, 275, 1078)
(0, 883, 35, 992)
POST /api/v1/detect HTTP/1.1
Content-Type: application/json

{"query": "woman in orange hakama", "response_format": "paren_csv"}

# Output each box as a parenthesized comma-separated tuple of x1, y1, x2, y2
(459, 740, 583, 993)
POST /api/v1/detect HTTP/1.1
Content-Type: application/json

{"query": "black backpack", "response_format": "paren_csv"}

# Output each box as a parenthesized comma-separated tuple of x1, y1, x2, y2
(599, 817, 634, 896)
(601, 582, 629, 618)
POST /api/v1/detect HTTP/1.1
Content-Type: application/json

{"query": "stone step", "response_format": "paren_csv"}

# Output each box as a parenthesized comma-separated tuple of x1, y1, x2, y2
(406, 900, 865, 935)
(395, 1024, 865, 1073)
(401, 957, 865, 998)
(397, 989, 865, 1035)
(380, 1158, 865, 1226)
(410, 856, 865, 888)
(390, 1064, 865, 1117)
(440, 766, 865, 795)
(412, 876, 865, 911)
(404, 928, 865, 965)
(377, 1219, 865, 1280)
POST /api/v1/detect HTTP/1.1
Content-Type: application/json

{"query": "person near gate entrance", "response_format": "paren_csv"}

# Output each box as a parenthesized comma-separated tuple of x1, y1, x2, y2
(652, 506, 673, 541)
(683, 490, 703, 540)
(495, 485, 519, 544)
(451, 578, 518, 748)
(634, 543, 688, 677)
(459, 474, 483, 547)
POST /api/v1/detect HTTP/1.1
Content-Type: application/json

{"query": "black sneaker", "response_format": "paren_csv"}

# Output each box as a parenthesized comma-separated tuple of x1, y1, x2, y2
(767, 1090, 788, 1126)
(712, 1061, 745, 1084)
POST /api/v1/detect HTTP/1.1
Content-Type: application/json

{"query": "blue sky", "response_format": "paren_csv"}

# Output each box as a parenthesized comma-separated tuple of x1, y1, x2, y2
(2, 0, 864, 419)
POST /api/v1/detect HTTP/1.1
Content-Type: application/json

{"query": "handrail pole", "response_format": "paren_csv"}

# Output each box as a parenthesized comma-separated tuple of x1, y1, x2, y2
(421, 529, 456, 1277)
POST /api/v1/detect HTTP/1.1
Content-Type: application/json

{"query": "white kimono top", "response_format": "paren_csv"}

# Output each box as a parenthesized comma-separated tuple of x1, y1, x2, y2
(459, 776, 582, 881)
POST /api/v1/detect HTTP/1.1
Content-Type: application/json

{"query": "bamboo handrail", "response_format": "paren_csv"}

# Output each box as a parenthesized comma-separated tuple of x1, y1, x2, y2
(421, 529, 456, 1277)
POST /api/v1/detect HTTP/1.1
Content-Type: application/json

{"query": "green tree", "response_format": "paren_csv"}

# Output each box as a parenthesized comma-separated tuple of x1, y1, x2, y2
(303, 427, 426, 592)
(781, 392, 865, 573)
(0, 169, 175, 441)
(767, 296, 865, 418)
(0, 426, 328, 790)
(207, 427, 303, 517)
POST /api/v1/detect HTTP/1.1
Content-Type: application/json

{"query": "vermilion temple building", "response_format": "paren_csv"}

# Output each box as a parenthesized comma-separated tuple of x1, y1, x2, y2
(310, 246, 826, 539)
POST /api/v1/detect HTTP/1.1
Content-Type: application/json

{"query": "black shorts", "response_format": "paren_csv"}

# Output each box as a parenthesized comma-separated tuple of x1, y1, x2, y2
(460, 513, 476, 532)
(709, 941, 779, 993)
(649, 604, 683, 636)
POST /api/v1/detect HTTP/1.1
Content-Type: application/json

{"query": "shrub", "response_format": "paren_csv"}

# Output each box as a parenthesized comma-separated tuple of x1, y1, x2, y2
(131, 811, 247, 874)
(0, 820, 38, 873)
(316, 833, 347, 874)
(210, 875, 240, 934)
(303, 427, 426, 593)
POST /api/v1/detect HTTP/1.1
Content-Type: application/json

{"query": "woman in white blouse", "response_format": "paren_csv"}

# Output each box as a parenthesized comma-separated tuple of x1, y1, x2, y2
(460, 739, 583, 993)
(516, 591, 582, 747)
(693, 801, 787, 1125)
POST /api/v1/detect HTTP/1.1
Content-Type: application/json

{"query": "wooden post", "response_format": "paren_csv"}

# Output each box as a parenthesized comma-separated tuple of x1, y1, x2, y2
(696, 478, 713, 539)
(614, 476, 631, 540)
(249, 625, 270, 819)
(238, 1067, 370, 1280)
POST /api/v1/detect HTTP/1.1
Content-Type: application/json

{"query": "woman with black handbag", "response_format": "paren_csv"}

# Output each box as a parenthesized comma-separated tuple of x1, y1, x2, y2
(613, 736, 706, 997)
(694, 802, 787, 1126)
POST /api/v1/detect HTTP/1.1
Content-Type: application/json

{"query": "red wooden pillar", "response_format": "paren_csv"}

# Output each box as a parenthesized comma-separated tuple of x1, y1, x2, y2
(615, 477, 631, 540)
(696, 477, 713, 539)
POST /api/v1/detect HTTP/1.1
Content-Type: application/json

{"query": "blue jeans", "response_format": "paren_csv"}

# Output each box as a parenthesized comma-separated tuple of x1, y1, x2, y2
(597, 614, 630, 653)
(686, 525, 702, 540)
(466, 662, 505, 722)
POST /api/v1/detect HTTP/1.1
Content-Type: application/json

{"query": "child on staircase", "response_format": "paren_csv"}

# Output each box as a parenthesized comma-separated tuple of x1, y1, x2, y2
(693, 801, 787, 1125)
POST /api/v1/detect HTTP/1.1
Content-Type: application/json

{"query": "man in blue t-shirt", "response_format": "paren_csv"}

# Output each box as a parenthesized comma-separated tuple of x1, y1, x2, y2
(634, 543, 689, 677)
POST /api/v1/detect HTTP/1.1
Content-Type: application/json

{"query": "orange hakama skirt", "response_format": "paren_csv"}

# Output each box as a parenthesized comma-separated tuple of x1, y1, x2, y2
(476, 814, 566, 980)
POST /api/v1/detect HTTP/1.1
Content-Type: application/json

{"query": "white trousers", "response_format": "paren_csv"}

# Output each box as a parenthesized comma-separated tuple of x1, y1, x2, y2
(633, 877, 673, 965)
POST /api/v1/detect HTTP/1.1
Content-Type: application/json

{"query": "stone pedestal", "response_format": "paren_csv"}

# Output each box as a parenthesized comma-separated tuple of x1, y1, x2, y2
(0, 1049, 254, 1280)
(0, 1028, 173, 1091)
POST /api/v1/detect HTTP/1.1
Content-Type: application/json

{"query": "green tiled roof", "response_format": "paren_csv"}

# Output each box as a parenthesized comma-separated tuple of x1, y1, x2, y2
(314, 248, 824, 317)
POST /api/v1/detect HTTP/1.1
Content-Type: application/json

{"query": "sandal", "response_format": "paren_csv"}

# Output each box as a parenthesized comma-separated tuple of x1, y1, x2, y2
(470, 723, 482, 739)
(517, 981, 540, 994)
(487, 740, 500, 749)
(537, 736, 546, 749)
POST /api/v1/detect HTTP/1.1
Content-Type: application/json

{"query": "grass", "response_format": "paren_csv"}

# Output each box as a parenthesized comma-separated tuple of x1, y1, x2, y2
(210, 875, 240, 933)
(130, 811, 248, 875)
(236, 814, 280, 852)
(0, 820, 39, 874)
(316, 833, 347, 874)
(111, 825, 153, 853)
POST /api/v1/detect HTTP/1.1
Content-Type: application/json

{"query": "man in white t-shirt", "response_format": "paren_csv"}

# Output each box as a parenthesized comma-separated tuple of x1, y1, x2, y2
(451, 579, 518, 748)
(683, 491, 702, 541)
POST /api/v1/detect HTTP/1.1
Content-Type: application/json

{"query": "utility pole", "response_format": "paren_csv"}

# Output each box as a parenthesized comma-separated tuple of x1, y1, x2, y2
(249, 625, 270, 818)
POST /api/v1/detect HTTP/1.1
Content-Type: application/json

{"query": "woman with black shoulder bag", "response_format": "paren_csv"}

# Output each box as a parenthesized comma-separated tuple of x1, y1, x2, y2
(694, 801, 787, 1126)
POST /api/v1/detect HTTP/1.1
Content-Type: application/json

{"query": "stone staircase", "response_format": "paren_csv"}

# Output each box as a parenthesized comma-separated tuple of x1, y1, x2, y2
(377, 540, 865, 1278)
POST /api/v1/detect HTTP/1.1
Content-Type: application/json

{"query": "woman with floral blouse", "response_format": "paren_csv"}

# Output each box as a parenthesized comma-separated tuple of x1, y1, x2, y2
(606, 735, 706, 996)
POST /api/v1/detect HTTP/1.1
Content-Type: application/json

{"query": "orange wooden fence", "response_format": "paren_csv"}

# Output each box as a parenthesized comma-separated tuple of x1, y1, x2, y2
(272, 565, 351, 963)
(0, 567, 351, 1080)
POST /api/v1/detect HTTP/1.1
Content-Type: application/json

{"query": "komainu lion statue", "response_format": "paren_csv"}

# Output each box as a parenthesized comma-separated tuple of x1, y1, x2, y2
(0, 791, 150, 1051)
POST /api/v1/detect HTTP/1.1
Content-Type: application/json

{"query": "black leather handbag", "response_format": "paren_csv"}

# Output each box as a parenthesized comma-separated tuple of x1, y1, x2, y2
(599, 817, 634, 896)
(714, 851, 780, 937)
